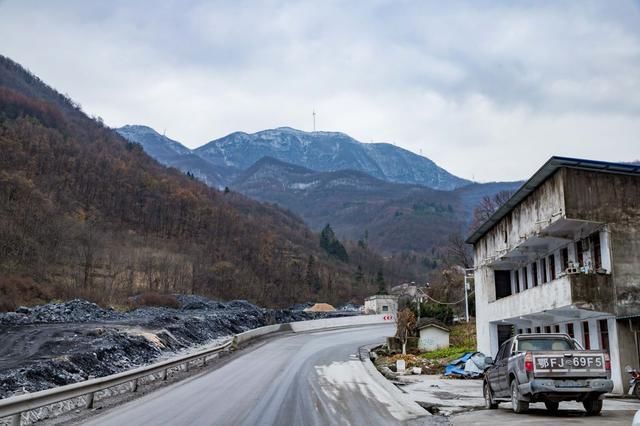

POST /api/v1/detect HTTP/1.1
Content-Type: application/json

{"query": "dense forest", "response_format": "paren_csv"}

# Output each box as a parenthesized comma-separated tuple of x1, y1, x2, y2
(0, 55, 416, 311)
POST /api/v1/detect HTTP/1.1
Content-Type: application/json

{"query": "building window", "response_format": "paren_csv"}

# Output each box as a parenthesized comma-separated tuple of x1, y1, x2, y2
(560, 247, 569, 272)
(526, 328, 532, 334)
(599, 319, 609, 352)
(540, 258, 547, 283)
(494, 270, 512, 300)
(549, 254, 556, 281)
(532, 262, 538, 287)
(544, 326, 551, 333)
(382, 305, 389, 312)
(554, 325, 560, 333)
(535, 326, 541, 333)
(592, 233, 602, 270)
(567, 323, 575, 338)
(582, 321, 591, 349)
(518, 329, 523, 335)
(522, 267, 528, 289)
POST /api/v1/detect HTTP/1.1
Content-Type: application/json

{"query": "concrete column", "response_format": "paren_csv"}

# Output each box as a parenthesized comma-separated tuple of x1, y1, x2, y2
(608, 319, 624, 394)
(554, 250, 562, 279)
(488, 322, 499, 357)
(567, 242, 577, 266)
(588, 318, 600, 350)
(510, 270, 517, 294)
(572, 321, 584, 348)
(600, 227, 612, 273)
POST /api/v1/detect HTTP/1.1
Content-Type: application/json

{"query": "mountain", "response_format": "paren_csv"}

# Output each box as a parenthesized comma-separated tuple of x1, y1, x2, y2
(195, 127, 471, 190)
(232, 157, 522, 253)
(116, 125, 238, 188)
(0, 55, 407, 310)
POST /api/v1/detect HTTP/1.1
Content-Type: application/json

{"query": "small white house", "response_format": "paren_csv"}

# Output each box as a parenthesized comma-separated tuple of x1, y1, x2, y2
(364, 294, 398, 315)
(417, 318, 450, 351)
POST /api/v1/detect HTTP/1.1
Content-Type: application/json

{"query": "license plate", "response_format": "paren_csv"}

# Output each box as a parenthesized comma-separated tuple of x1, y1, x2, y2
(533, 354, 605, 372)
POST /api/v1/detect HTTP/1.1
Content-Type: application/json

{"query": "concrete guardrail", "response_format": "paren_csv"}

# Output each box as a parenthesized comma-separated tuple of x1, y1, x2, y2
(0, 314, 392, 425)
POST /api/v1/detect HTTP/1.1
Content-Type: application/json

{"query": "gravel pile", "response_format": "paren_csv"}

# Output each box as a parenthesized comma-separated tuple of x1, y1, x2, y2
(0, 299, 125, 326)
(0, 296, 351, 399)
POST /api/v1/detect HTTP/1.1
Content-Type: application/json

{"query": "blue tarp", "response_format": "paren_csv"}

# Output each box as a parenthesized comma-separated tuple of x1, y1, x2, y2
(444, 351, 487, 377)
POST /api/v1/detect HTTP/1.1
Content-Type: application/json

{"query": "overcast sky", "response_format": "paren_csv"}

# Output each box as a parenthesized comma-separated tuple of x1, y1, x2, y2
(1, 1, 639, 181)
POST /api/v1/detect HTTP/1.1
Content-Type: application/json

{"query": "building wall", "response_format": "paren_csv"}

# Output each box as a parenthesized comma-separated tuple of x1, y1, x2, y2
(364, 296, 398, 315)
(563, 168, 640, 317)
(418, 327, 450, 351)
(474, 171, 566, 269)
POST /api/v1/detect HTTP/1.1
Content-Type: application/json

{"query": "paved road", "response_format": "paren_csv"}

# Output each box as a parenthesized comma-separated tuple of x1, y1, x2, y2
(452, 400, 640, 425)
(87, 325, 427, 426)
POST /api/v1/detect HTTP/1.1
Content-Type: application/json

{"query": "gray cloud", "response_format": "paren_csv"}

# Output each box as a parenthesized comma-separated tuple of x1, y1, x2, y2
(0, 0, 639, 181)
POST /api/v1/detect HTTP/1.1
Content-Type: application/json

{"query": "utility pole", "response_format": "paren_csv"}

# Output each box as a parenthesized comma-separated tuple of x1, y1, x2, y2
(312, 109, 316, 132)
(464, 273, 469, 323)
(454, 266, 474, 323)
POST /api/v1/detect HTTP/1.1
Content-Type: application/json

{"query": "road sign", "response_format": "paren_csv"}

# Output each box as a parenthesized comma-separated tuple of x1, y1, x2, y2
(383, 315, 394, 321)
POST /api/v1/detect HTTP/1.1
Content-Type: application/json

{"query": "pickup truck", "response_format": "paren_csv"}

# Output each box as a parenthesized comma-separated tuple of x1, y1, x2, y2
(483, 333, 613, 415)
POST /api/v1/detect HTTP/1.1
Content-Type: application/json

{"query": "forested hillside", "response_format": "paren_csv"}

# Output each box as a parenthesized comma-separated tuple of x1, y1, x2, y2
(0, 55, 409, 311)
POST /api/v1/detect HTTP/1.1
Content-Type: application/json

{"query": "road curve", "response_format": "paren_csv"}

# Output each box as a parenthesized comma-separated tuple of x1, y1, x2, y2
(87, 325, 427, 426)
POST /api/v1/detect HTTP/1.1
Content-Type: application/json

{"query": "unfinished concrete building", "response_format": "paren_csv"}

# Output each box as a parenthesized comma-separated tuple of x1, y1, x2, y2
(467, 157, 640, 394)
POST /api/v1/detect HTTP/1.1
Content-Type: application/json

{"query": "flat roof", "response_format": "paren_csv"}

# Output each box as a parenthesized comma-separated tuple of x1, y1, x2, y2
(466, 156, 640, 245)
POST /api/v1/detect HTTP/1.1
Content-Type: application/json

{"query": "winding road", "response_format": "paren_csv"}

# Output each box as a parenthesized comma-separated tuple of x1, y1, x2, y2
(87, 324, 427, 426)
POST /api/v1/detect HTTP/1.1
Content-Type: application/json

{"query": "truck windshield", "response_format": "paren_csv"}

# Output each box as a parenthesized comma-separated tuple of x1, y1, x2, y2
(516, 338, 573, 351)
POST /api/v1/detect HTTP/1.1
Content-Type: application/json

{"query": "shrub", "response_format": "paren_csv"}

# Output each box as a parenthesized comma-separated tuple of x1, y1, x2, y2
(0, 275, 54, 312)
(131, 292, 180, 309)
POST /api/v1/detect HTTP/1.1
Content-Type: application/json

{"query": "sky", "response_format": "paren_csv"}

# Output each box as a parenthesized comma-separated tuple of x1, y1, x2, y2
(1, 0, 639, 182)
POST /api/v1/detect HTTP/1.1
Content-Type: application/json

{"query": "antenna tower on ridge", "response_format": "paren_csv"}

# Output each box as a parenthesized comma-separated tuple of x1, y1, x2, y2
(312, 109, 316, 132)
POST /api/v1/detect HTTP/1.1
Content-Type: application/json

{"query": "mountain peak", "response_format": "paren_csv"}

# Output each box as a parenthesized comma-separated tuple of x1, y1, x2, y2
(195, 127, 470, 190)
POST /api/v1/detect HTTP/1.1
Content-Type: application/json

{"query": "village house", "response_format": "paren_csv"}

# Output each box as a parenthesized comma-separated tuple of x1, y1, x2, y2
(416, 318, 450, 351)
(466, 157, 640, 394)
(364, 294, 398, 315)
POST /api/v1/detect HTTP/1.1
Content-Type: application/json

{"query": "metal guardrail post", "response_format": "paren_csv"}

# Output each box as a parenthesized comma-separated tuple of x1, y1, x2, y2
(86, 376, 96, 409)
(132, 378, 139, 393)
(11, 413, 20, 426)
(184, 361, 190, 372)
(203, 356, 207, 367)
(161, 369, 167, 381)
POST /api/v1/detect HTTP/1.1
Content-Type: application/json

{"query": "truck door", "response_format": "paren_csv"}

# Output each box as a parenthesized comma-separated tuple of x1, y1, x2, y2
(497, 338, 513, 394)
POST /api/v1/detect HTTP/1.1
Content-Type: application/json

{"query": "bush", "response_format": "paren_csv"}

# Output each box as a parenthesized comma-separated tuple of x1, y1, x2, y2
(131, 292, 180, 309)
(420, 345, 473, 362)
(0, 275, 54, 312)
(415, 303, 454, 325)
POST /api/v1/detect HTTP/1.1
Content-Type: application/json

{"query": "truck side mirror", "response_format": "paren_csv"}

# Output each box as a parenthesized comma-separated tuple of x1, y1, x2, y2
(485, 357, 494, 365)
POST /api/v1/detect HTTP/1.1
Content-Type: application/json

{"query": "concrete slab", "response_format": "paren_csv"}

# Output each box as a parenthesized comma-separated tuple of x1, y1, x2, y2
(396, 375, 485, 415)
(394, 374, 640, 424)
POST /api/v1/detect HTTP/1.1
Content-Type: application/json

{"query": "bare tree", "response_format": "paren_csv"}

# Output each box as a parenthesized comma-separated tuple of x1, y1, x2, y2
(396, 308, 417, 355)
(469, 190, 515, 232)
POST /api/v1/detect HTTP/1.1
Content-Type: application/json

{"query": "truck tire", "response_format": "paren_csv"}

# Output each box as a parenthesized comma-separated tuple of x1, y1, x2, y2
(634, 384, 640, 400)
(544, 401, 559, 413)
(484, 381, 498, 409)
(510, 380, 529, 414)
(583, 398, 603, 415)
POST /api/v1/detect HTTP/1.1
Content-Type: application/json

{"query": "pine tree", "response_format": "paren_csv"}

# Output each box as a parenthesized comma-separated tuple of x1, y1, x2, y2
(375, 269, 386, 294)
(319, 224, 348, 262)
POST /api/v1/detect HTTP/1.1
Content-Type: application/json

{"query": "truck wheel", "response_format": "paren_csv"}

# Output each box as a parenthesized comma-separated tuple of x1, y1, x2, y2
(634, 384, 640, 400)
(484, 381, 498, 409)
(510, 380, 529, 414)
(544, 401, 559, 413)
(583, 398, 603, 416)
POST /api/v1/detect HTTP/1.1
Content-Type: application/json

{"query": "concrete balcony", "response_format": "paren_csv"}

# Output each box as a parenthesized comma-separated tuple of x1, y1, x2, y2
(488, 273, 613, 322)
